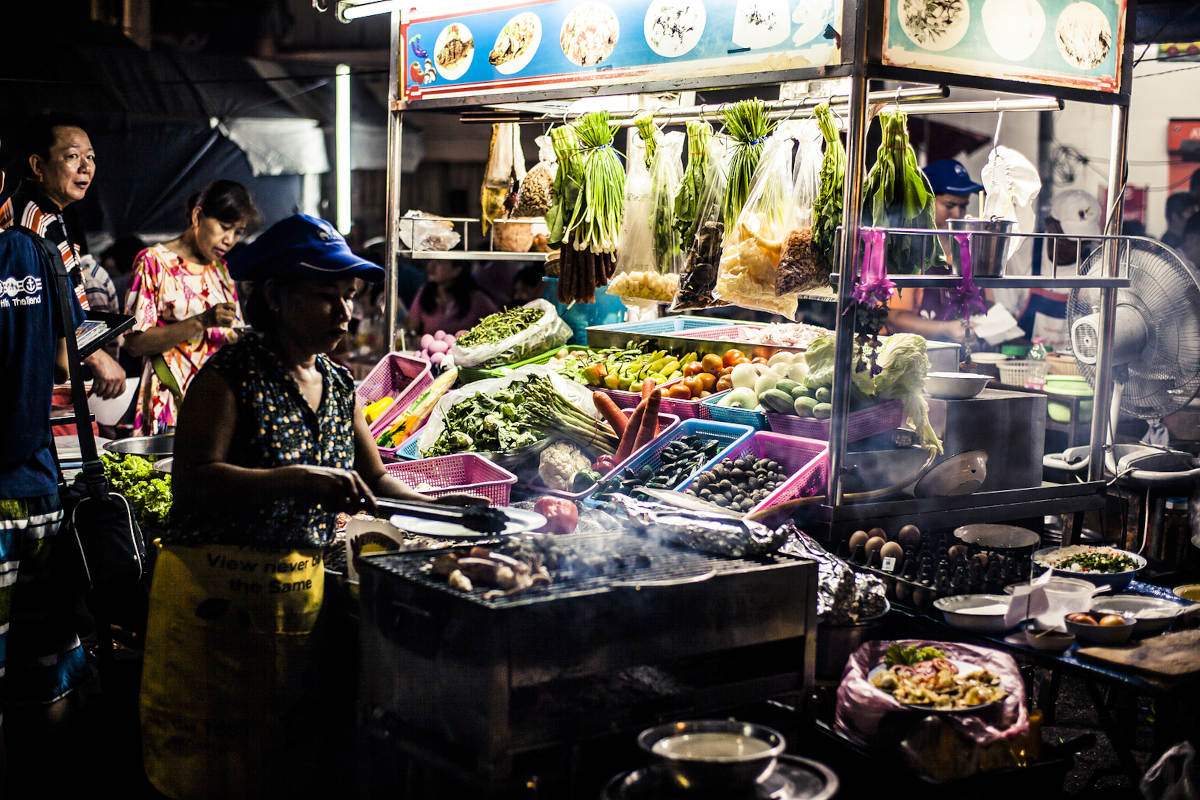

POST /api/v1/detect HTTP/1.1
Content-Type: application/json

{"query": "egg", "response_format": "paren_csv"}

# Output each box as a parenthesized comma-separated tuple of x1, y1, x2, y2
(1098, 614, 1130, 627)
(868, 527, 887, 541)
(848, 530, 869, 553)
(864, 536, 886, 561)
(947, 545, 968, 562)
(897, 524, 922, 548)
(879, 541, 904, 570)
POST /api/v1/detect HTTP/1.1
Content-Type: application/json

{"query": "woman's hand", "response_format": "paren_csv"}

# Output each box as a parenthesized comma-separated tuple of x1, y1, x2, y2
(285, 465, 379, 514)
(198, 301, 238, 329)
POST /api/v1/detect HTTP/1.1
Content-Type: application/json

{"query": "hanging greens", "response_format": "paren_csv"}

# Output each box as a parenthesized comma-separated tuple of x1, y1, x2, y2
(722, 99, 775, 229)
(812, 101, 845, 275)
(862, 109, 938, 274)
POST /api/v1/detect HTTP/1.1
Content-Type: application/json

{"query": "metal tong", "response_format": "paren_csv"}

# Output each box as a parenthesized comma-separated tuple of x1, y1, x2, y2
(374, 497, 506, 534)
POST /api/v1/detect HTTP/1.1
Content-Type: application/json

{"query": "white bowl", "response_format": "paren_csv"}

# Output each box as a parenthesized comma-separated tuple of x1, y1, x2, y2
(924, 372, 991, 399)
(1033, 545, 1147, 591)
(934, 594, 1013, 632)
(1090, 595, 1193, 636)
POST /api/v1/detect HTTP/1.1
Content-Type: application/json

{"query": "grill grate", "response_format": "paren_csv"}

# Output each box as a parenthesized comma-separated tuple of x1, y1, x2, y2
(364, 531, 798, 610)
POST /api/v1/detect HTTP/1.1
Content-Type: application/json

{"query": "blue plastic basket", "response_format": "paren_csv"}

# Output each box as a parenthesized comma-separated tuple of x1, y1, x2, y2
(592, 418, 754, 499)
(676, 431, 828, 515)
(586, 316, 734, 340)
(395, 435, 423, 461)
(701, 390, 768, 430)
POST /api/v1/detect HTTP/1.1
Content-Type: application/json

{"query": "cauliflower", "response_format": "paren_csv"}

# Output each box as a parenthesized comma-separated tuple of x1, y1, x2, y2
(538, 442, 592, 492)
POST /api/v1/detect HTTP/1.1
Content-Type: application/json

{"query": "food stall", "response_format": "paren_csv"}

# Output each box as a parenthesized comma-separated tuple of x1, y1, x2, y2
(266, 0, 1200, 794)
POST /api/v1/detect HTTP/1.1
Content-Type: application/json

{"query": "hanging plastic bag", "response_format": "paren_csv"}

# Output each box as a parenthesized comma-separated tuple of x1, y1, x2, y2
(397, 210, 461, 251)
(610, 130, 684, 304)
(775, 119, 827, 297)
(512, 133, 556, 220)
(609, 131, 655, 300)
(481, 123, 526, 233)
(670, 135, 731, 312)
(714, 124, 803, 318)
(449, 299, 571, 368)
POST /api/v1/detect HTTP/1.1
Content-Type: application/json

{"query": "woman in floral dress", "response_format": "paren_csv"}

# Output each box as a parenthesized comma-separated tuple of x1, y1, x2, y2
(124, 181, 260, 433)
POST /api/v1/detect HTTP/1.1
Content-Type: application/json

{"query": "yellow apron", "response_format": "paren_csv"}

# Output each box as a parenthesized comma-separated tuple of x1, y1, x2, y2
(139, 544, 324, 800)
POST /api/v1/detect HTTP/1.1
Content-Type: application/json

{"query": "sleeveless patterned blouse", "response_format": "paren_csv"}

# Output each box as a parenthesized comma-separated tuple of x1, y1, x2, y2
(167, 333, 356, 550)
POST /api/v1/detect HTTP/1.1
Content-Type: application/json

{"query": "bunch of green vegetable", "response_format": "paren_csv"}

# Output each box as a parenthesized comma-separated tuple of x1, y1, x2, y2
(722, 99, 776, 228)
(101, 452, 172, 527)
(456, 306, 543, 347)
(873, 333, 942, 454)
(674, 120, 714, 245)
(884, 643, 947, 667)
(862, 110, 938, 274)
(647, 131, 684, 274)
(427, 375, 618, 457)
(563, 112, 626, 255)
(813, 101, 845, 273)
(634, 112, 658, 171)
(546, 123, 582, 249)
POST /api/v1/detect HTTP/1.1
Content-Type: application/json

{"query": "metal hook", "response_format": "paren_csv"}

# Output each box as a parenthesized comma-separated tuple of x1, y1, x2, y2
(312, 0, 328, 12)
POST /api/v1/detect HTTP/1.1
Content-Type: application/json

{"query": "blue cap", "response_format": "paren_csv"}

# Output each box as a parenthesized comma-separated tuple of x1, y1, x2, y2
(923, 159, 984, 195)
(227, 214, 384, 284)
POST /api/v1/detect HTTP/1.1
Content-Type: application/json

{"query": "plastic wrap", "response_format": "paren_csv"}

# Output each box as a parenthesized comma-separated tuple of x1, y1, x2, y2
(774, 121, 827, 297)
(449, 299, 571, 368)
(714, 125, 803, 318)
(610, 130, 685, 304)
(512, 134, 556, 218)
(481, 123, 526, 233)
(670, 135, 730, 312)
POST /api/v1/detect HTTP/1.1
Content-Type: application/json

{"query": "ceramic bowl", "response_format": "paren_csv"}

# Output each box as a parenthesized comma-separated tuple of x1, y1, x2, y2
(924, 372, 992, 399)
(934, 594, 1013, 633)
(1033, 545, 1146, 591)
(1090, 595, 1192, 636)
(1174, 584, 1200, 603)
(1063, 612, 1136, 645)
(637, 720, 786, 792)
(1022, 622, 1076, 653)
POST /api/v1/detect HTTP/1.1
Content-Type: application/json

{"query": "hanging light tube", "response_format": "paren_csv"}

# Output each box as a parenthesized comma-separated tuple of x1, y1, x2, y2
(339, 0, 401, 21)
(335, 63, 352, 234)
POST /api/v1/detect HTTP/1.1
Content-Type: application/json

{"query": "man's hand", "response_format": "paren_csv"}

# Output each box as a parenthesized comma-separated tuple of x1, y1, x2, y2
(84, 349, 126, 399)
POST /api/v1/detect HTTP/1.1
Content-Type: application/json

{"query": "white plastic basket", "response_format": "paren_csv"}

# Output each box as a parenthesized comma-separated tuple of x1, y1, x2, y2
(997, 359, 1045, 389)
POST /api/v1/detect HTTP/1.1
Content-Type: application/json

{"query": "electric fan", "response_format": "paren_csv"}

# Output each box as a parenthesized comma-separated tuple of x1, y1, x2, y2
(1045, 237, 1200, 487)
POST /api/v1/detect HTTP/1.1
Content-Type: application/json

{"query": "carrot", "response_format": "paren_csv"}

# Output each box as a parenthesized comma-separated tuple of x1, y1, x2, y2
(615, 399, 648, 461)
(632, 390, 661, 452)
(642, 378, 655, 402)
(593, 391, 628, 438)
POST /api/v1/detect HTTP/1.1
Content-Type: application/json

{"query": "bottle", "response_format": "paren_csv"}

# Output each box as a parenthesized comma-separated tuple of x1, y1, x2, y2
(1027, 337, 1048, 390)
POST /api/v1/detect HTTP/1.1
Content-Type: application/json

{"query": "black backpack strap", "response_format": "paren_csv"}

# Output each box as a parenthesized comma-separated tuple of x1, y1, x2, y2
(13, 225, 107, 496)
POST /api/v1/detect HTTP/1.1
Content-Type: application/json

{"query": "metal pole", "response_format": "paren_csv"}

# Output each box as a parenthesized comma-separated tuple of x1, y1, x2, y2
(384, 6, 402, 352)
(1086, 104, 1128, 481)
(827, 1, 871, 505)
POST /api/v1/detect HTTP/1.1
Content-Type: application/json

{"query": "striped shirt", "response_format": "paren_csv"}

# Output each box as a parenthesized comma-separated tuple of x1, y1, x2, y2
(0, 183, 90, 311)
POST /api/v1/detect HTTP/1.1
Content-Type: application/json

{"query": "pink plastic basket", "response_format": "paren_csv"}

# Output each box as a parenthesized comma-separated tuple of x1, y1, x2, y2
(383, 453, 517, 506)
(676, 431, 827, 515)
(597, 380, 713, 420)
(359, 353, 435, 460)
(765, 399, 905, 442)
(520, 407, 682, 501)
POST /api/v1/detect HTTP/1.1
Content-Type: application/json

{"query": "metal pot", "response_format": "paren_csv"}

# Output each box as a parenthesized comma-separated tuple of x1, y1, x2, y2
(103, 434, 174, 458)
(816, 608, 888, 681)
(948, 217, 1015, 277)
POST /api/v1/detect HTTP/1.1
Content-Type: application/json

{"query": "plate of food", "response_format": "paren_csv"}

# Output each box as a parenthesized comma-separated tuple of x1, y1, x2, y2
(560, 3, 620, 67)
(868, 644, 1008, 713)
(434, 22, 474, 81)
(1033, 545, 1146, 590)
(643, 0, 706, 58)
(490, 12, 542, 74)
(898, 0, 970, 52)
(1055, 1, 1111, 69)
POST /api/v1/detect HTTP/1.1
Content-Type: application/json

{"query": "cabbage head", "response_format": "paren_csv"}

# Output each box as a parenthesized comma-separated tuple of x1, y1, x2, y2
(874, 333, 942, 454)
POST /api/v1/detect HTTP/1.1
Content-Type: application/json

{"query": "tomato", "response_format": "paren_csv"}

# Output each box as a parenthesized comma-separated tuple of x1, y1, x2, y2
(683, 376, 705, 396)
(696, 372, 717, 391)
(1065, 613, 1097, 626)
(751, 356, 767, 365)
(700, 354, 724, 374)
(682, 361, 705, 377)
(667, 384, 693, 399)
(715, 375, 733, 392)
(722, 349, 748, 368)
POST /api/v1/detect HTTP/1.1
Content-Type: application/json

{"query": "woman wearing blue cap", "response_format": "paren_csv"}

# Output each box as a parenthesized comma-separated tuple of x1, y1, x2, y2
(138, 214, 472, 799)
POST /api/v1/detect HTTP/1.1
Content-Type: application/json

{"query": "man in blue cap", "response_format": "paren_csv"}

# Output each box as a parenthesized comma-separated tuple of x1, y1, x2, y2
(886, 158, 985, 343)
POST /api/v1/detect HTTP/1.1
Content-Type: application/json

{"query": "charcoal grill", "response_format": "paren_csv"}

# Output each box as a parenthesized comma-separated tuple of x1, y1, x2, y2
(358, 531, 818, 782)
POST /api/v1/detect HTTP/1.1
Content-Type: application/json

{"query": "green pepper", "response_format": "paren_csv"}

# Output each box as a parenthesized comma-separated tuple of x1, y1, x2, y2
(572, 468, 603, 492)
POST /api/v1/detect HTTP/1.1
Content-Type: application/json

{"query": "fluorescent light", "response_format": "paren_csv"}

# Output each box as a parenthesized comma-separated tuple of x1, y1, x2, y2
(335, 63, 352, 235)
(340, 1, 400, 21)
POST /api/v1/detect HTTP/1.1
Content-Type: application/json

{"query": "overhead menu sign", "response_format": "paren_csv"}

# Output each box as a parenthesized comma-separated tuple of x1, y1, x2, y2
(399, 0, 844, 107)
(881, 0, 1126, 93)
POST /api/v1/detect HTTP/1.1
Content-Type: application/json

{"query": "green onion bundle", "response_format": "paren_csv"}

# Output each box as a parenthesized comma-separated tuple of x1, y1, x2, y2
(634, 112, 658, 171)
(565, 112, 626, 255)
(862, 109, 937, 274)
(722, 99, 776, 228)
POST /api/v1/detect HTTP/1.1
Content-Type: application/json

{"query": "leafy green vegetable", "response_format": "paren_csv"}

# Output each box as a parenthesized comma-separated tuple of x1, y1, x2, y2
(674, 120, 713, 244)
(874, 333, 942, 454)
(722, 99, 775, 229)
(803, 334, 877, 404)
(885, 643, 947, 667)
(564, 112, 626, 255)
(101, 452, 171, 526)
(634, 112, 658, 171)
(812, 101, 845, 275)
(862, 110, 938, 274)
(456, 306, 543, 348)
